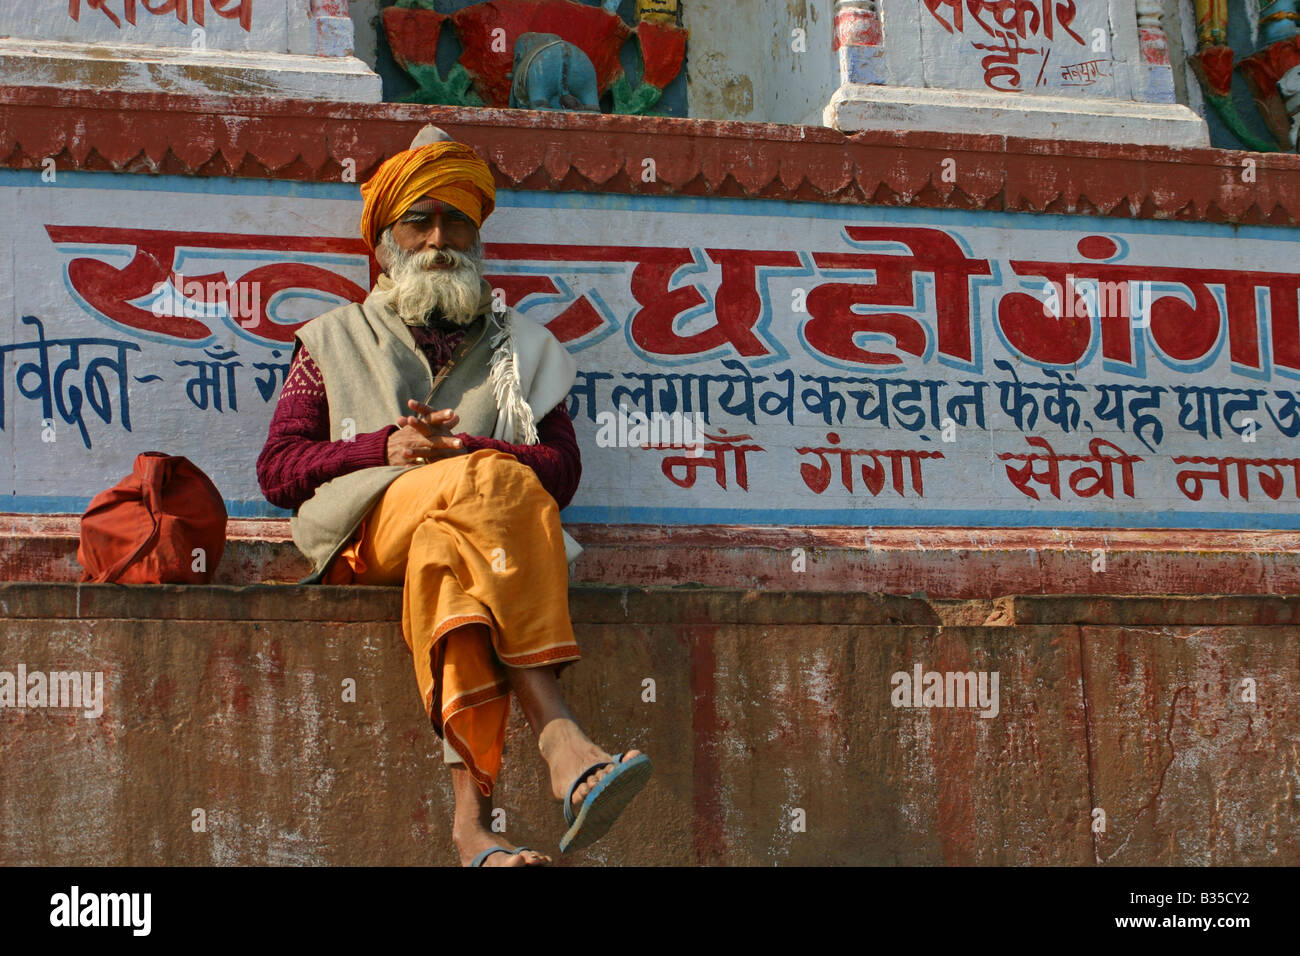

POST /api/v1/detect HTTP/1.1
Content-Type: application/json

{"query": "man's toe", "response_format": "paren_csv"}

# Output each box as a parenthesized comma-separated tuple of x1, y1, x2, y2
(571, 750, 645, 811)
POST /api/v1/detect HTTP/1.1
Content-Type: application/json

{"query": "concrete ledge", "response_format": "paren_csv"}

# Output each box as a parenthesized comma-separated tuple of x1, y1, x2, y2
(0, 584, 1296, 866)
(824, 83, 1211, 148)
(8, 515, 1300, 598)
(0, 38, 382, 103)
(0, 583, 944, 626)
(997, 594, 1300, 626)
(6, 582, 1297, 627)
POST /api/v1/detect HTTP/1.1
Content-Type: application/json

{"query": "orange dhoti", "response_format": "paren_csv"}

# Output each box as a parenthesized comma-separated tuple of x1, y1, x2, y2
(323, 448, 581, 795)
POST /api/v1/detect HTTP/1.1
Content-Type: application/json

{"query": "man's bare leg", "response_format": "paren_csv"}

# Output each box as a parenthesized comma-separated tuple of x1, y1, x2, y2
(504, 665, 643, 814)
(450, 765, 552, 867)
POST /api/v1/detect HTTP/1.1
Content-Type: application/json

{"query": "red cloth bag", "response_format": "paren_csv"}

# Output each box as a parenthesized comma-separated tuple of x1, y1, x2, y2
(77, 452, 227, 584)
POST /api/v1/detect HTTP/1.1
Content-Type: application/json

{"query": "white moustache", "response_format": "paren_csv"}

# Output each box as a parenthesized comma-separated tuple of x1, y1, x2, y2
(378, 232, 486, 327)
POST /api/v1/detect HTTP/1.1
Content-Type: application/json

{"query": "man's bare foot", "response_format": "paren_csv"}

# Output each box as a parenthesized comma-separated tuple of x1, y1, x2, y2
(453, 826, 552, 867)
(537, 719, 643, 813)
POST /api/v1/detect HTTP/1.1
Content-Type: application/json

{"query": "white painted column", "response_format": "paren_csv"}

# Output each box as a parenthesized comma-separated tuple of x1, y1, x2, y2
(0, 0, 381, 102)
(834, 0, 886, 87)
(824, 0, 1208, 147)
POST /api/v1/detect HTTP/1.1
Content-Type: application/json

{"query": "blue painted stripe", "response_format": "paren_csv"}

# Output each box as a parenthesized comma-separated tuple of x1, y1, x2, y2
(557, 505, 1300, 531)
(2, 496, 290, 519)
(4, 496, 1295, 531)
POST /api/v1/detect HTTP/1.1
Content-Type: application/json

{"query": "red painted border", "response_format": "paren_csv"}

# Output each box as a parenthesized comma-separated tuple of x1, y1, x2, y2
(2, 85, 1299, 224)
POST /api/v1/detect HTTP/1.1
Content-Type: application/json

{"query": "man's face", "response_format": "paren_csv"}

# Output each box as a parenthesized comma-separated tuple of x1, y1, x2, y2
(374, 195, 486, 327)
(388, 197, 478, 263)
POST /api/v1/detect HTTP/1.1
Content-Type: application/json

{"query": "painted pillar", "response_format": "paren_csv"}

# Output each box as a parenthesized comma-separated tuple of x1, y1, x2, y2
(833, 0, 885, 87)
(1134, 0, 1176, 102)
(311, 0, 357, 57)
(1259, 0, 1300, 46)
(637, 0, 681, 25)
(1193, 0, 1230, 46)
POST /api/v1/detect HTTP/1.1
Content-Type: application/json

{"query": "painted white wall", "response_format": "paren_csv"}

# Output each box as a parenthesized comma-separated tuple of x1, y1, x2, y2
(3, 0, 297, 55)
(883, 0, 1135, 99)
(3, 172, 1296, 532)
(685, 0, 835, 125)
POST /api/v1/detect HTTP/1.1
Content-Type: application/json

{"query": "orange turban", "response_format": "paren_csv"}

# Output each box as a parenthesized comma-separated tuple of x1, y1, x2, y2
(358, 141, 496, 252)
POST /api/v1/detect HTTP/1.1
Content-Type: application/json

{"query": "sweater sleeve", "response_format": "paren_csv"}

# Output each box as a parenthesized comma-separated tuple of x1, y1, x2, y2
(457, 402, 582, 509)
(256, 344, 396, 511)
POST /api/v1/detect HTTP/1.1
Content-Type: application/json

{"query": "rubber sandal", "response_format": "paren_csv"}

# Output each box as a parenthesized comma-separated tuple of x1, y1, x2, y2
(559, 751, 653, 854)
(469, 845, 537, 867)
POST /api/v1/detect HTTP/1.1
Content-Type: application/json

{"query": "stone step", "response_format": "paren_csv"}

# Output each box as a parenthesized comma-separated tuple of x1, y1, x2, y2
(7, 515, 1300, 597)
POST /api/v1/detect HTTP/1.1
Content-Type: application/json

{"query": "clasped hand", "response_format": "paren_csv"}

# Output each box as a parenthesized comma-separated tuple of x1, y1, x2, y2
(386, 400, 468, 466)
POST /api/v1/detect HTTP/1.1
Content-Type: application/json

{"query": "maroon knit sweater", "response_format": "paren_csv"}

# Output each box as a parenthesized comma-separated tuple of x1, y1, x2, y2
(256, 322, 581, 512)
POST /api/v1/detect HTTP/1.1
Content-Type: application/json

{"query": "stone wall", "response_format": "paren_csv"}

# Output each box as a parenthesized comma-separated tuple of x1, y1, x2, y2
(1, 584, 1295, 865)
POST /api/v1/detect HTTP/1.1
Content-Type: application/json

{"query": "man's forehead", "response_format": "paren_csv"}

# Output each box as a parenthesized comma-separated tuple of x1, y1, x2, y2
(403, 196, 470, 217)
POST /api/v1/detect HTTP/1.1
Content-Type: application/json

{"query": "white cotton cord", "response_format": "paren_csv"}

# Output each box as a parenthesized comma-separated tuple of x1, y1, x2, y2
(487, 311, 539, 445)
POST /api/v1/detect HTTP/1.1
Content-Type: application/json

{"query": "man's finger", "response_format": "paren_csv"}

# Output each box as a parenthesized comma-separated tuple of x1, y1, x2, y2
(407, 400, 456, 419)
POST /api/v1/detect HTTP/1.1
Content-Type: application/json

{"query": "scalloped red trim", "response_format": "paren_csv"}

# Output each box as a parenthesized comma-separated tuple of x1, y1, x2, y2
(1, 85, 1298, 224)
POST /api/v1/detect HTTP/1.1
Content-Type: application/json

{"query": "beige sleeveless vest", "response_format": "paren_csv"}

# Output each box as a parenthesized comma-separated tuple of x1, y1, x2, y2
(289, 281, 581, 583)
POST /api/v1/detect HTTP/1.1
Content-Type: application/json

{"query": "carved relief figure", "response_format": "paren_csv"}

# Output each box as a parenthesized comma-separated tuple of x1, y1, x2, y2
(382, 0, 687, 115)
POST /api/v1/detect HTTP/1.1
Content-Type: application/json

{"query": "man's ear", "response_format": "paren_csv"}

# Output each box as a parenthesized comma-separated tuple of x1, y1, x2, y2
(374, 229, 392, 272)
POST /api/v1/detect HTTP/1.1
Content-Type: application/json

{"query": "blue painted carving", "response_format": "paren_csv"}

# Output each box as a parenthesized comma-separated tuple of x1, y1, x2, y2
(510, 32, 601, 111)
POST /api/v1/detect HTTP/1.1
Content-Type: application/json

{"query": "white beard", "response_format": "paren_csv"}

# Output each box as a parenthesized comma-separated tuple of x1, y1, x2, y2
(374, 230, 486, 327)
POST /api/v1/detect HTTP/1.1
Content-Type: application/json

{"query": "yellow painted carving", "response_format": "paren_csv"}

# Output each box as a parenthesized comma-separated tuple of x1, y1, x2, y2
(637, 0, 679, 25)
(1194, 0, 1229, 46)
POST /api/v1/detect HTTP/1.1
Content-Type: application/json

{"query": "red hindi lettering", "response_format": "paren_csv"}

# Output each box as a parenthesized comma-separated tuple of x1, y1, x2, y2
(807, 227, 990, 367)
(629, 248, 798, 359)
(46, 226, 369, 343)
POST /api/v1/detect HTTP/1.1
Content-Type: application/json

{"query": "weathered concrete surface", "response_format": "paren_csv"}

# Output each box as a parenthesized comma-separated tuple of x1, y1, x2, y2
(2, 584, 1295, 866)
(694, 623, 1092, 865)
(1081, 626, 1300, 865)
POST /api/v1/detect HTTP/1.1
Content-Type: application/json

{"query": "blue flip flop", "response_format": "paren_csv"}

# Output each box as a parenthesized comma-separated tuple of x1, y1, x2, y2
(469, 845, 538, 867)
(559, 751, 653, 854)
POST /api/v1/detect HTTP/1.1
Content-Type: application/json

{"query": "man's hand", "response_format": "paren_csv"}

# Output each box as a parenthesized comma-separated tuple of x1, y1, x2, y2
(387, 400, 469, 466)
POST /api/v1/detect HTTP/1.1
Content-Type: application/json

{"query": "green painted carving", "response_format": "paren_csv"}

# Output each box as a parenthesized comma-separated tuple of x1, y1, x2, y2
(1202, 92, 1280, 152)
(397, 62, 485, 107)
(610, 76, 665, 115)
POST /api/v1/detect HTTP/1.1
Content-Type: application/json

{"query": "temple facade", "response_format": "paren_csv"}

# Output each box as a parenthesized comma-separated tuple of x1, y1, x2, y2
(1, 1, 1297, 867)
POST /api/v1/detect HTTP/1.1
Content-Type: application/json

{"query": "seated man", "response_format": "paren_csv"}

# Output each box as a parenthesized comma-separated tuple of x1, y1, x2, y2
(257, 125, 651, 867)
